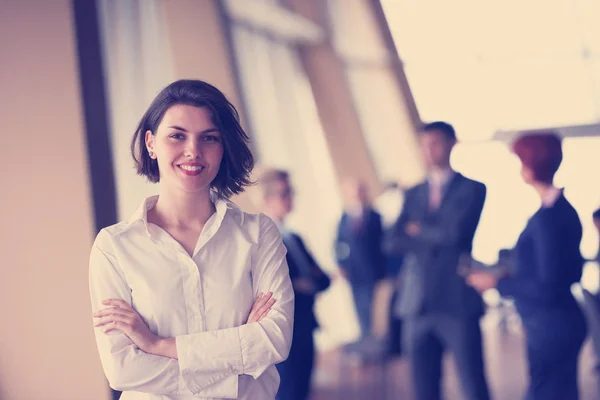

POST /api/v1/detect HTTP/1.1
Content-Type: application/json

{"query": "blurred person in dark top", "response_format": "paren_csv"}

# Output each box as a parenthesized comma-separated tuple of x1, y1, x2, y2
(469, 132, 587, 400)
(258, 168, 331, 400)
(335, 178, 386, 341)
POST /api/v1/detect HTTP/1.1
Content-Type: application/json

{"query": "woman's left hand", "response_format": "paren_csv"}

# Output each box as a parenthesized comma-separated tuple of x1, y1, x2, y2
(466, 271, 498, 293)
(94, 299, 158, 354)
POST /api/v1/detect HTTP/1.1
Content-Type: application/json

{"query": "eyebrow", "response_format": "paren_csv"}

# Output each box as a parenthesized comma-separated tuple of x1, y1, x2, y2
(167, 125, 220, 134)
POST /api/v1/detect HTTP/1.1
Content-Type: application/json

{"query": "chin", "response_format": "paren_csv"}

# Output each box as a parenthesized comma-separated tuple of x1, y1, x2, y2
(172, 179, 212, 194)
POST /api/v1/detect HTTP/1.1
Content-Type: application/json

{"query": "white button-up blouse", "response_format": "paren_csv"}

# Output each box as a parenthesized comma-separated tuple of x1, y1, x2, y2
(89, 195, 294, 400)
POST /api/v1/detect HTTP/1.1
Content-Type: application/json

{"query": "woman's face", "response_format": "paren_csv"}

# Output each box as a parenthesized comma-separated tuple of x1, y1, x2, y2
(146, 104, 224, 195)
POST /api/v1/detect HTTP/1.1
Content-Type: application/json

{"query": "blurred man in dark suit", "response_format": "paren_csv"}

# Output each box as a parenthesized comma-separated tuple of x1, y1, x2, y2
(385, 122, 490, 400)
(335, 178, 386, 340)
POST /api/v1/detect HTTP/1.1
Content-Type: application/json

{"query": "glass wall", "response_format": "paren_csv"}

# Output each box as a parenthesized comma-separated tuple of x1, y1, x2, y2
(382, 0, 600, 263)
(226, 0, 341, 270)
(381, 0, 600, 139)
(226, 0, 359, 347)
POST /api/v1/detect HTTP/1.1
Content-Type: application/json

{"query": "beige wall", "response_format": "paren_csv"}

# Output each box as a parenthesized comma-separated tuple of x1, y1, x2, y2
(0, 1, 108, 399)
(291, 0, 381, 195)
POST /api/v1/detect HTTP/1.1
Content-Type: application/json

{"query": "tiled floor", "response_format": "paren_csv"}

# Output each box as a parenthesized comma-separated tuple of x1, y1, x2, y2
(310, 314, 599, 400)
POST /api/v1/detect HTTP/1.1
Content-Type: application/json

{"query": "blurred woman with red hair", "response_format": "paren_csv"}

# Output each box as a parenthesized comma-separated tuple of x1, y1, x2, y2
(468, 132, 587, 400)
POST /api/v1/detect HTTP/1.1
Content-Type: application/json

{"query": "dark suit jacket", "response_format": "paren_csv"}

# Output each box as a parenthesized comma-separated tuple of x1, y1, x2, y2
(384, 173, 486, 318)
(335, 208, 386, 284)
(282, 233, 331, 331)
(497, 193, 584, 319)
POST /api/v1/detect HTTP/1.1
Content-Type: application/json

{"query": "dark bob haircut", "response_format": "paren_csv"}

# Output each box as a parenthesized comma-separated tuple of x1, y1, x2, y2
(419, 121, 457, 141)
(512, 131, 562, 184)
(131, 79, 254, 198)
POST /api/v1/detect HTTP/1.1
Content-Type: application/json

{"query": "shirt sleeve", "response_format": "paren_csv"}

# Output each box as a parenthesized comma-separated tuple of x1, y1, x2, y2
(89, 236, 185, 395)
(176, 214, 295, 390)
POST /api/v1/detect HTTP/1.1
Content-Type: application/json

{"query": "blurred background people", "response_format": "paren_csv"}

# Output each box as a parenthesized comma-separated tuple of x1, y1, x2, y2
(469, 132, 587, 400)
(258, 168, 331, 400)
(6, 2, 600, 399)
(335, 178, 386, 343)
(385, 121, 490, 400)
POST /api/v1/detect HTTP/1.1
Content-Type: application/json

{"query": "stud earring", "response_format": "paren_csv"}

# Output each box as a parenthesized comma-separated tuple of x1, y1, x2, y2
(148, 150, 154, 159)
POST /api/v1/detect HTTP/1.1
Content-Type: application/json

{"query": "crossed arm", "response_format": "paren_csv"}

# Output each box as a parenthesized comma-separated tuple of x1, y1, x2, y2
(384, 183, 486, 255)
(88, 217, 294, 397)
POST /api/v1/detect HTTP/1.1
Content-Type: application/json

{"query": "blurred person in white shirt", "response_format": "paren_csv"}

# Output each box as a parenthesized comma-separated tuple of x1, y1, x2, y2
(89, 80, 294, 400)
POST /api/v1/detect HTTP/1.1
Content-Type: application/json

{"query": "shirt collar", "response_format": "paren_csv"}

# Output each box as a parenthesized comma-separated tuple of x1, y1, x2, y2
(346, 205, 365, 218)
(427, 168, 455, 187)
(120, 191, 242, 235)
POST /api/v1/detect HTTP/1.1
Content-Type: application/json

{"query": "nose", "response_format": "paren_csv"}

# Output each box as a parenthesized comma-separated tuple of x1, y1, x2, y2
(184, 139, 201, 159)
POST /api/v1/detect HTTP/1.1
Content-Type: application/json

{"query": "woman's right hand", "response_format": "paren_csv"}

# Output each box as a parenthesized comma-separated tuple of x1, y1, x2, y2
(246, 291, 277, 324)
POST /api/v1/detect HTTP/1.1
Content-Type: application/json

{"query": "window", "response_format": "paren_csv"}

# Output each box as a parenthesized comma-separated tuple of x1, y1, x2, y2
(382, 0, 600, 262)
(226, 1, 342, 270)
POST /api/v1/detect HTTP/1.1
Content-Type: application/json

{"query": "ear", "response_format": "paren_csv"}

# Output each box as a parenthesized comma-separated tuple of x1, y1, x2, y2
(145, 130, 155, 157)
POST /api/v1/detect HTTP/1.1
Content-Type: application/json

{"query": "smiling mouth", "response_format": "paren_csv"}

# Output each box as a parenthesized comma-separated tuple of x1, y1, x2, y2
(178, 164, 205, 175)
(179, 165, 203, 172)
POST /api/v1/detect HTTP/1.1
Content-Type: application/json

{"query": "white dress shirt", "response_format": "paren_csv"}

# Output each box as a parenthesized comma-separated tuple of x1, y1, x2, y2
(427, 168, 455, 210)
(89, 194, 294, 400)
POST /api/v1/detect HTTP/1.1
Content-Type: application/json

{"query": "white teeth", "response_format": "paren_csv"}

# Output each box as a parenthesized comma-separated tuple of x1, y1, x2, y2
(180, 165, 203, 172)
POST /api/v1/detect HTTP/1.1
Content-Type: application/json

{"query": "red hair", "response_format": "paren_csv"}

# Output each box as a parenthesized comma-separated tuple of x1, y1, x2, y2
(512, 132, 562, 184)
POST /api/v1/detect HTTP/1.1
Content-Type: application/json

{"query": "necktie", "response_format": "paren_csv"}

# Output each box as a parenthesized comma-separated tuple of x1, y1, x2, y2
(429, 182, 442, 211)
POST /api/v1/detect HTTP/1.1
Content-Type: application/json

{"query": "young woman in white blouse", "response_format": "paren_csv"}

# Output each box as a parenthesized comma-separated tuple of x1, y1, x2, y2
(89, 80, 294, 400)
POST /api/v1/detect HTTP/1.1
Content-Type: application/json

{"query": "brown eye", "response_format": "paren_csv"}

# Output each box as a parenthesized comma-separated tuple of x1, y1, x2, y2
(203, 135, 220, 142)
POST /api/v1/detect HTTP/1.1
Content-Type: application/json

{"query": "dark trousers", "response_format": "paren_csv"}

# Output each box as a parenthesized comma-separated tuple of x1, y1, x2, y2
(351, 283, 375, 338)
(387, 288, 403, 356)
(523, 313, 586, 400)
(276, 326, 315, 400)
(403, 314, 490, 400)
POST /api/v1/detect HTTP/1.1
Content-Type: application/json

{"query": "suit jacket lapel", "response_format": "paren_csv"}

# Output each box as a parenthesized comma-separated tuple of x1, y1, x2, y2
(416, 183, 430, 217)
(438, 173, 463, 210)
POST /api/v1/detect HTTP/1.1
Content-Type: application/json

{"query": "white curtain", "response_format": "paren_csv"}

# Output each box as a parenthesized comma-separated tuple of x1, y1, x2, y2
(97, 0, 174, 219)
(230, 21, 360, 347)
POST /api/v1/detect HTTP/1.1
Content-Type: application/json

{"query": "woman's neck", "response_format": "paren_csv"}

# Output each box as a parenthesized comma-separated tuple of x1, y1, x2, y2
(531, 181, 560, 206)
(152, 187, 216, 229)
